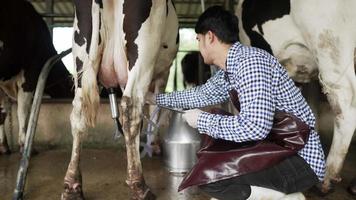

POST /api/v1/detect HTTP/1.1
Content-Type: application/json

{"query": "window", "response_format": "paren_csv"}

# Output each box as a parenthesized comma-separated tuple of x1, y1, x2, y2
(53, 27, 74, 74)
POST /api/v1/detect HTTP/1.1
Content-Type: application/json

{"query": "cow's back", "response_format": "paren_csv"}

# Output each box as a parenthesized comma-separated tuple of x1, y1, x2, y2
(0, 0, 73, 97)
(1, 1, 50, 80)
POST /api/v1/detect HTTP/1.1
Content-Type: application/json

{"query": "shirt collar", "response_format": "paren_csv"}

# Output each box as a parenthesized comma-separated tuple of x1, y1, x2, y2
(225, 41, 242, 73)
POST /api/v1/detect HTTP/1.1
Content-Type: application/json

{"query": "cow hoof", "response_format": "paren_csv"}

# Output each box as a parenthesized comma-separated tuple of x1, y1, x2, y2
(128, 181, 156, 200)
(347, 179, 356, 195)
(312, 182, 334, 196)
(0, 144, 11, 155)
(61, 182, 85, 200)
(330, 176, 342, 184)
(131, 189, 156, 200)
(143, 190, 156, 200)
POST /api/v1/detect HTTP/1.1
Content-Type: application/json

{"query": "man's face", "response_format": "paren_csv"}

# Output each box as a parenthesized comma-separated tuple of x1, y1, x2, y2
(196, 33, 213, 65)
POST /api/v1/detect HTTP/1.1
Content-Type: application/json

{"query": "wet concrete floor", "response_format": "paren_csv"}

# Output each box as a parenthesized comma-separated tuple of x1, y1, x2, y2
(1, 146, 355, 200)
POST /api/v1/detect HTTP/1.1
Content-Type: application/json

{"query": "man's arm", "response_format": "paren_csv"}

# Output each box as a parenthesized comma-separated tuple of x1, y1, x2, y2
(156, 70, 230, 109)
(197, 55, 276, 142)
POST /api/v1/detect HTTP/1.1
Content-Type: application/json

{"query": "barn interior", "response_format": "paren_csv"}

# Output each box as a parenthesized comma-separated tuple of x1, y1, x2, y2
(1, 0, 355, 200)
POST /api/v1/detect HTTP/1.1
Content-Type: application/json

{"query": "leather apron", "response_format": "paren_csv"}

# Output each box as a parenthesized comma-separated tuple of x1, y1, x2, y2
(178, 79, 311, 191)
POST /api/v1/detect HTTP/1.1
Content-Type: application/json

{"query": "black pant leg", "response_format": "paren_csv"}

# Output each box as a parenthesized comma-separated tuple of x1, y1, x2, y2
(199, 180, 251, 200)
(197, 155, 318, 199)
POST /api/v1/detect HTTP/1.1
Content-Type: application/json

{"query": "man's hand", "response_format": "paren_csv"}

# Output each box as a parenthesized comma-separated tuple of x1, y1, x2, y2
(145, 92, 157, 105)
(182, 109, 203, 128)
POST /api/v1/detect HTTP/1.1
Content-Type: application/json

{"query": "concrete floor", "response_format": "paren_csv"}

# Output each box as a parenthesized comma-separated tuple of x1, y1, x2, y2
(1, 146, 356, 200)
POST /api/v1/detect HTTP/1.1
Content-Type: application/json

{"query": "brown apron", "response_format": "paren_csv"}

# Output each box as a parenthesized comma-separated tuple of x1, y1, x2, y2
(178, 88, 311, 191)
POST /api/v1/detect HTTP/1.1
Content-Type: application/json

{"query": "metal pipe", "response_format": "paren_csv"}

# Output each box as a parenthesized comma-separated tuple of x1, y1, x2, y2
(45, 0, 54, 37)
(200, 0, 205, 12)
(12, 48, 72, 200)
(40, 13, 74, 18)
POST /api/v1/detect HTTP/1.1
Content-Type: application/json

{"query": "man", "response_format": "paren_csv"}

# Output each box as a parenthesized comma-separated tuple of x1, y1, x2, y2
(147, 6, 325, 200)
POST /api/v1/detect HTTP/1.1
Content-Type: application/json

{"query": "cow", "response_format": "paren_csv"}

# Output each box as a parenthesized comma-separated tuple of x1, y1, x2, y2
(181, 51, 211, 88)
(236, 0, 356, 194)
(62, 0, 179, 199)
(0, 0, 74, 155)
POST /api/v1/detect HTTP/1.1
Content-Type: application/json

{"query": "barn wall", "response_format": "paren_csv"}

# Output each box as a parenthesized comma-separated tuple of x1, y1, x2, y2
(4, 100, 126, 151)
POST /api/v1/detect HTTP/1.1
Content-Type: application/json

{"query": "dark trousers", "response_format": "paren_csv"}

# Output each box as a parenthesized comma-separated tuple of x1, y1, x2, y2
(198, 155, 319, 200)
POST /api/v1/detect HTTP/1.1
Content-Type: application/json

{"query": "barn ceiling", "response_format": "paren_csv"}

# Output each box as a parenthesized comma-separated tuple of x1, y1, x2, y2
(28, 0, 238, 28)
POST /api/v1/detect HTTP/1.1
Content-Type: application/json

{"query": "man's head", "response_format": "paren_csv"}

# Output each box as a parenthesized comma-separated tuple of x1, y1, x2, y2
(195, 6, 239, 65)
(195, 6, 239, 44)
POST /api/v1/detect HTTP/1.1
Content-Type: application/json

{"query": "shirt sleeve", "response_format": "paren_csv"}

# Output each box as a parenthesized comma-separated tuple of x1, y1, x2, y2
(156, 70, 230, 109)
(197, 55, 276, 142)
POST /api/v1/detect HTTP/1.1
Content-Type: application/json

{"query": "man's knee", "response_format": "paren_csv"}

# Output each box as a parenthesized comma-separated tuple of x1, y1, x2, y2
(199, 183, 251, 200)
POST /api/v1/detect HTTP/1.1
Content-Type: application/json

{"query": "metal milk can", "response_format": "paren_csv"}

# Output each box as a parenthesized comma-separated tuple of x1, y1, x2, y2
(163, 111, 201, 173)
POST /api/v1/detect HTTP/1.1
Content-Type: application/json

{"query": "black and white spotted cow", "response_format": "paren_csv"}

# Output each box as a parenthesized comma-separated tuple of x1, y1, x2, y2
(181, 51, 211, 88)
(236, 0, 356, 194)
(62, 0, 178, 199)
(0, 0, 74, 154)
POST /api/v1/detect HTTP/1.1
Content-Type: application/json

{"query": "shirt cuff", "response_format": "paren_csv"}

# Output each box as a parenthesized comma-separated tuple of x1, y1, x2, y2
(156, 93, 165, 106)
(197, 112, 215, 135)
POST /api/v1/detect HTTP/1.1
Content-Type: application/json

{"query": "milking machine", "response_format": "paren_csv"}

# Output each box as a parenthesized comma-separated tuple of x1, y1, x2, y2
(107, 88, 123, 139)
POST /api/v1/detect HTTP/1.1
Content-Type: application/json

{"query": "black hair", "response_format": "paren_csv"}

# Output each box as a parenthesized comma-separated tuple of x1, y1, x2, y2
(195, 6, 239, 44)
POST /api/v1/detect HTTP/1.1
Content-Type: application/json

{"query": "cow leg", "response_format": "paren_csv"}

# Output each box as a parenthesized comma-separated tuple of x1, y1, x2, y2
(0, 91, 9, 154)
(0, 89, 13, 154)
(62, 0, 102, 198)
(0, 105, 10, 155)
(62, 88, 85, 200)
(316, 41, 356, 192)
(119, 34, 166, 200)
(121, 96, 155, 200)
(348, 178, 356, 195)
(116, 1, 177, 198)
(120, 37, 177, 200)
(289, 0, 356, 192)
(322, 73, 356, 191)
(16, 87, 33, 153)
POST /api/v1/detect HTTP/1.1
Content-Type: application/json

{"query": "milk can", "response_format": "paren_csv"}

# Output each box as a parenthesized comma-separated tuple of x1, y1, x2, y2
(163, 111, 201, 173)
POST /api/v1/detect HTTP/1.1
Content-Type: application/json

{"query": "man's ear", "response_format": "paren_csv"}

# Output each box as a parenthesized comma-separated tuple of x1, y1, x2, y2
(206, 31, 215, 44)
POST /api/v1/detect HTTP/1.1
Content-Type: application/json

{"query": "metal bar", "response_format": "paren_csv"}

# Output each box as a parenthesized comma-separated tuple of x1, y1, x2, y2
(40, 13, 74, 18)
(158, 105, 185, 113)
(45, 0, 54, 37)
(12, 48, 72, 200)
(200, 0, 206, 12)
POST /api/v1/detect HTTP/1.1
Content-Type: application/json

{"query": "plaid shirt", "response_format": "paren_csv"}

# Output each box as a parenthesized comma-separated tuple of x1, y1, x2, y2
(157, 42, 326, 180)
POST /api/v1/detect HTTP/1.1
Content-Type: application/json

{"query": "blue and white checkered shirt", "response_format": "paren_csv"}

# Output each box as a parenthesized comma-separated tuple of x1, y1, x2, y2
(157, 42, 326, 180)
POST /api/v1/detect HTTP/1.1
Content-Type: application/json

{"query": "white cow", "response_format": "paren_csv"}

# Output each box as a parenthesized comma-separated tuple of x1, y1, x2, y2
(62, 0, 178, 199)
(236, 0, 356, 194)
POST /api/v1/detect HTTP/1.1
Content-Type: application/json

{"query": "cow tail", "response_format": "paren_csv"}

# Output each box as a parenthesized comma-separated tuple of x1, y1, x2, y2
(81, 64, 100, 127)
(81, 2, 102, 127)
